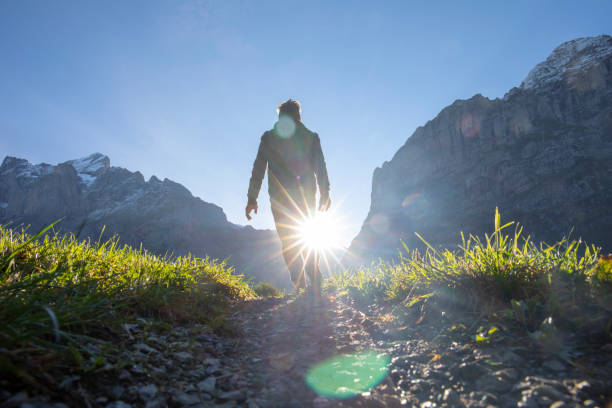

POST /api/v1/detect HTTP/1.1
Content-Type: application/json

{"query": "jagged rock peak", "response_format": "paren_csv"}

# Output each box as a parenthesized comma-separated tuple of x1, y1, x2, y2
(64, 153, 110, 176)
(520, 34, 612, 90)
(1, 156, 53, 178)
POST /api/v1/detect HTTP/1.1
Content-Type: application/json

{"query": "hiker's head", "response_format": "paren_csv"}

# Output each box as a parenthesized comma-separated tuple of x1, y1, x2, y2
(277, 99, 301, 122)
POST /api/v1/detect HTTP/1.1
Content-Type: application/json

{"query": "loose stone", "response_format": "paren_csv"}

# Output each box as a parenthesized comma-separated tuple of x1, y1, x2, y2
(197, 377, 216, 393)
(138, 384, 158, 401)
(172, 392, 200, 406)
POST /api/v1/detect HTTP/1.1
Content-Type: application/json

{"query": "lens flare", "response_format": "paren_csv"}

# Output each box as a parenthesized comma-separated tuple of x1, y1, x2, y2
(275, 115, 296, 138)
(305, 350, 390, 399)
(298, 211, 342, 250)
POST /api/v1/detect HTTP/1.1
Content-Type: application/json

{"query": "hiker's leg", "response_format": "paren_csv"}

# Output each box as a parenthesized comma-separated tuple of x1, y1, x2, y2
(284, 237, 305, 288)
(304, 250, 321, 297)
(300, 192, 320, 296)
(272, 202, 305, 288)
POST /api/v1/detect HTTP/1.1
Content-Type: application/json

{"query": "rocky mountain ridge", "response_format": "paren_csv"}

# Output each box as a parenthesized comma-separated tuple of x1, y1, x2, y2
(0, 153, 292, 289)
(350, 35, 612, 261)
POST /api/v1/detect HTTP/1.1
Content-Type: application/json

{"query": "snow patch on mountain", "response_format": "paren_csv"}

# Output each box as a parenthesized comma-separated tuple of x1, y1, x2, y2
(521, 35, 612, 90)
(66, 153, 110, 176)
(64, 153, 110, 188)
(78, 173, 97, 187)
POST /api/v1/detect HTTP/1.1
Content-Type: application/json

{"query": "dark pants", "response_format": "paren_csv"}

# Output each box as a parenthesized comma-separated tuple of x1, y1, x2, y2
(270, 190, 320, 292)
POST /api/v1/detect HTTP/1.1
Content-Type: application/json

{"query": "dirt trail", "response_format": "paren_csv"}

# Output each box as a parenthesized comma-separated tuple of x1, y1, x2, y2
(228, 292, 611, 408)
(3, 291, 610, 408)
(230, 293, 401, 407)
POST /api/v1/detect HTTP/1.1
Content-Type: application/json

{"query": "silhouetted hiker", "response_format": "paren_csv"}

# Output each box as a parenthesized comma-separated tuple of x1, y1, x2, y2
(246, 99, 331, 296)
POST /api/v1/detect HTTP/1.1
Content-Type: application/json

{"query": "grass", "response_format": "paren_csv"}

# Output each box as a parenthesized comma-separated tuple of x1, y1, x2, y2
(328, 209, 612, 343)
(0, 222, 255, 383)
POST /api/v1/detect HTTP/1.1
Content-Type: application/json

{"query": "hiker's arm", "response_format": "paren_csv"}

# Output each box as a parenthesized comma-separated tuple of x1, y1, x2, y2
(312, 133, 331, 211)
(246, 135, 267, 219)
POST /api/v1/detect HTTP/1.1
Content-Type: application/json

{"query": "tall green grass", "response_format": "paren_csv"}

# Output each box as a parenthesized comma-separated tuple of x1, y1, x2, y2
(328, 209, 612, 335)
(0, 223, 254, 361)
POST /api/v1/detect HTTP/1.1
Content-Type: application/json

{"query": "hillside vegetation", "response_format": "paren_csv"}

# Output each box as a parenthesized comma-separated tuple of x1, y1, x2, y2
(329, 209, 612, 345)
(0, 222, 254, 385)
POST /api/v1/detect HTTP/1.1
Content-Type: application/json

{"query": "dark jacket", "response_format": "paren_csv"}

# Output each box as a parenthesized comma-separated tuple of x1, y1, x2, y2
(247, 121, 330, 208)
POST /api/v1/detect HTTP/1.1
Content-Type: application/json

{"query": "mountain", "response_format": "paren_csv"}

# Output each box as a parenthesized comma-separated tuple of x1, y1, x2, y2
(349, 35, 612, 262)
(0, 153, 293, 289)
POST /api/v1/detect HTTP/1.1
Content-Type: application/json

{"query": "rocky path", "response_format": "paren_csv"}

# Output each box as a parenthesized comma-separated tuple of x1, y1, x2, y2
(229, 293, 611, 408)
(2, 292, 611, 408)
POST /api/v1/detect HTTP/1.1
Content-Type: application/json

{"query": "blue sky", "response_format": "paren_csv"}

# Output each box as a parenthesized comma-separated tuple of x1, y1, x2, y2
(1, 1, 610, 247)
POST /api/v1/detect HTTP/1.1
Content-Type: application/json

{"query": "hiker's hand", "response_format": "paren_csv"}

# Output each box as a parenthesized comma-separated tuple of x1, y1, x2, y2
(246, 203, 258, 220)
(318, 195, 331, 212)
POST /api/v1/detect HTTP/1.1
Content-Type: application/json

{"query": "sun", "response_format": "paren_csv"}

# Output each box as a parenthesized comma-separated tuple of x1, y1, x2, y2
(297, 210, 343, 251)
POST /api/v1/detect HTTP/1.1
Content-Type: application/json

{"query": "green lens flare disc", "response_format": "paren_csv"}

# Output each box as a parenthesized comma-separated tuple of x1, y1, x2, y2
(305, 350, 390, 399)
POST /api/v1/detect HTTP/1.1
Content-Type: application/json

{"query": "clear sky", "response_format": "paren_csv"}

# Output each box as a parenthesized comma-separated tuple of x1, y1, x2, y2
(1, 1, 610, 247)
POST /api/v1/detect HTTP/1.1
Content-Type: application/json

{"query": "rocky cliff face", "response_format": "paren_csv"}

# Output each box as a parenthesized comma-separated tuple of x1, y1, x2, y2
(350, 35, 612, 261)
(0, 153, 292, 289)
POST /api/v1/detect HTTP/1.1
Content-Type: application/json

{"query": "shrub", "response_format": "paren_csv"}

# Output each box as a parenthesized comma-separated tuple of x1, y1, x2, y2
(254, 281, 283, 298)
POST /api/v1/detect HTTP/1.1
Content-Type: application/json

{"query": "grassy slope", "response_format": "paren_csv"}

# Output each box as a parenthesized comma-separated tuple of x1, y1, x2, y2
(0, 222, 254, 386)
(328, 209, 612, 345)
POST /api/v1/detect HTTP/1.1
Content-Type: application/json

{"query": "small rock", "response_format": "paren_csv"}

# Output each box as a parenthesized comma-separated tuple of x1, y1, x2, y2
(218, 389, 247, 401)
(5, 392, 28, 405)
(397, 378, 411, 390)
(138, 384, 158, 401)
(172, 392, 200, 406)
(442, 388, 462, 406)
(174, 351, 193, 362)
(455, 362, 487, 380)
(20, 403, 46, 408)
(536, 395, 553, 406)
(379, 394, 404, 407)
(247, 399, 261, 408)
(109, 385, 125, 399)
(202, 357, 221, 366)
(475, 373, 513, 394)
(130, 364, 146, 375)
(188, 367, 208, 379)
(105, 402, 132, 408)
(517, 395, 539, 408)
(197, 377, 216, 393)
(573, 380, 591, 396)
(550, 401, 567, 408)
(58, 376, 80, 390)
(494, 367, 520, 382)
(468, 391, 497, 405)
(583, 400, 598, 408)
(150, 365, 167, 377)
(146, 335, 164, 345)
(389, 368, 405, 382)
(542, 359, 565, 371)
(499, 349, 526, 364)
(391, 355, 411, 369)
(600, 343, 612, 352)
(134, 343, 157, 354)
(408, 379, 430, 396)
(497, 394, 519, 407)
(532, 384, 568, 401)
(144, 398, 166, 408)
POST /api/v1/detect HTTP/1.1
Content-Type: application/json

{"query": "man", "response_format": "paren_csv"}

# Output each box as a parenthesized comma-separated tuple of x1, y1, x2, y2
(246, 99, 331, 295)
